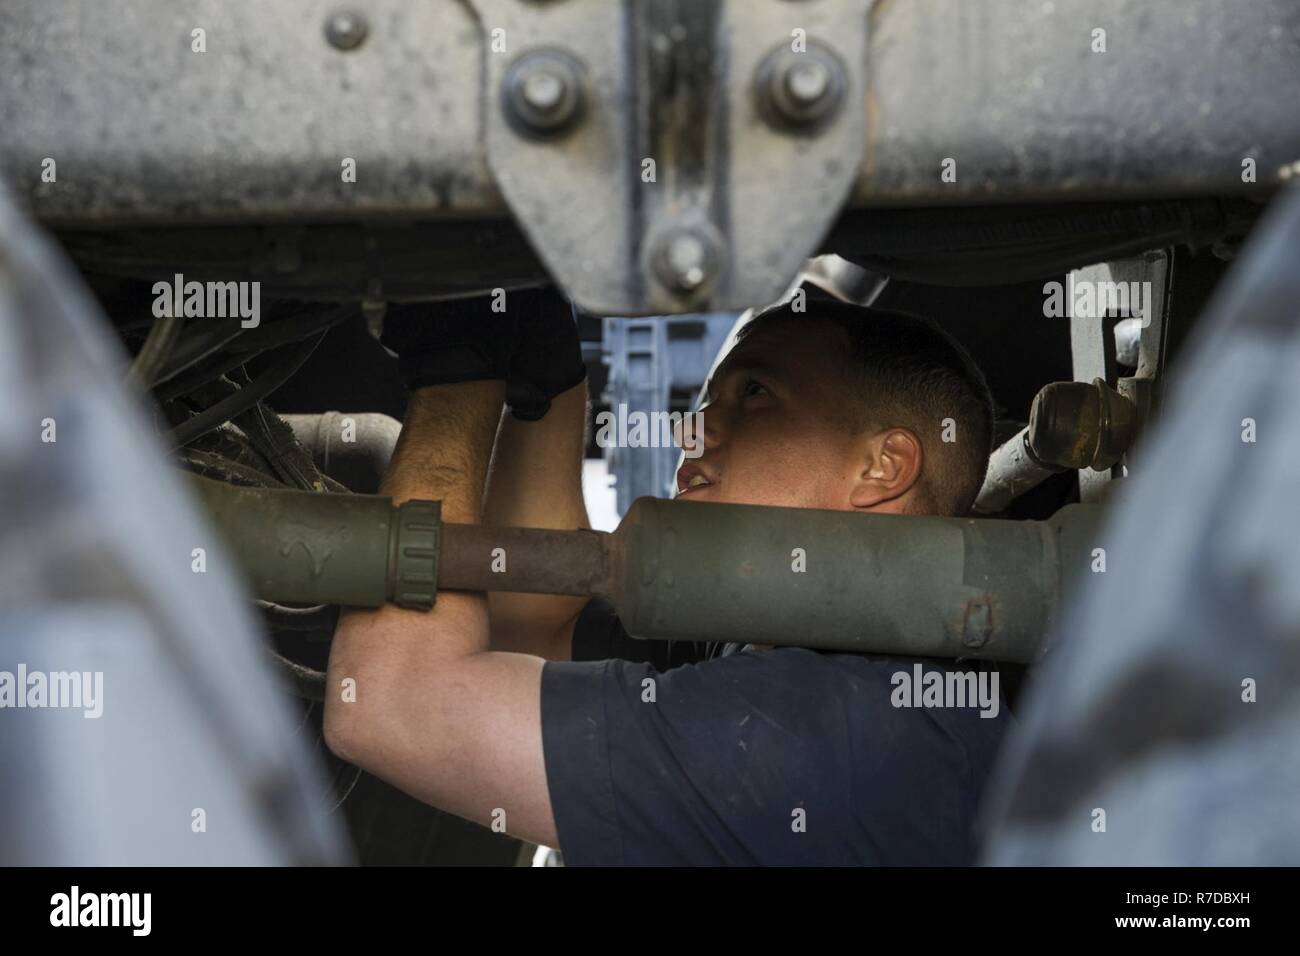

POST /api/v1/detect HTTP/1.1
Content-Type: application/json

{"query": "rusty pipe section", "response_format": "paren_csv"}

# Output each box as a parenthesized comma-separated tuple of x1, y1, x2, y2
(190, 475, 1099, 662)
(438, 524, 615, 597)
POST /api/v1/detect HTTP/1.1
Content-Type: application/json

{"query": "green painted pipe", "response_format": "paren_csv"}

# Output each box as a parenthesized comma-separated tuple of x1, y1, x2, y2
(191, 474, 1099, 662)
(189, 475, 441, 611)
(613, 497, 1099, 663)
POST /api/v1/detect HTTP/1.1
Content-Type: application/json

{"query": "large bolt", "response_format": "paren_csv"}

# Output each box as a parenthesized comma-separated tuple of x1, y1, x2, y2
(503, 50, 587, 138)
(757, 42, 846, 131)
(522, 71, 565, 113)
(652, 228, 721, 298)
(324, 11, 369, 51)
(785, 60, 831, 107)
(664, 235, 709, 292)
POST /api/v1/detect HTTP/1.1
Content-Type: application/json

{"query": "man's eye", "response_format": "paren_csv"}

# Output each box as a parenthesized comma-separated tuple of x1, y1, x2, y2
(743, 380, 769, 398)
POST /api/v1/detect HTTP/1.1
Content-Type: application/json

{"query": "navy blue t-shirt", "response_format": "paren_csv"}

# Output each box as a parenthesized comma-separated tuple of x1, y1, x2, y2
(540, 599, 1011, 866)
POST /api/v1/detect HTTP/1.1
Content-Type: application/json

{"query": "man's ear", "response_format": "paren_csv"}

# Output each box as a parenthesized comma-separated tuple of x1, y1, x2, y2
(848, 427, 924, 510)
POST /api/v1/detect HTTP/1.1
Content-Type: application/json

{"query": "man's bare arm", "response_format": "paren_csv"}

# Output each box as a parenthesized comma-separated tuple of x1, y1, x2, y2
(324, 381, 559, 847)
(483, 379, 591, 660)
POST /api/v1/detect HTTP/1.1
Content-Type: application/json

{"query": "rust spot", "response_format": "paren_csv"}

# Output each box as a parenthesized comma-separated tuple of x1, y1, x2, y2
(862, 0, 893, 190)
(863, 88, 878, 185)
(961, 595, 995, 648)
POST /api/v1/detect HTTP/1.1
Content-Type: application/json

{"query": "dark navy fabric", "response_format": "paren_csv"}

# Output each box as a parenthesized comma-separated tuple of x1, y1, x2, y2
(542, 599, 1011, 866)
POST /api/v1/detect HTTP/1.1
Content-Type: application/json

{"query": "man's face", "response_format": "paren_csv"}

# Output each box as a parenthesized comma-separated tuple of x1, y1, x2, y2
(675, 317, 865, 510)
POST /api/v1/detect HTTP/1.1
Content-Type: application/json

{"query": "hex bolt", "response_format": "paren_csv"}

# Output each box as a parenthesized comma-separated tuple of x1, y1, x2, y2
(503, 50, 587, 138)
(785, 60, 831, 108)
(653, 229, 720, 298)
(324, 11, 369, 51)
(665, 235, 708, 291)
(757, 42, 846, 131)
(522, 71, 565, 113)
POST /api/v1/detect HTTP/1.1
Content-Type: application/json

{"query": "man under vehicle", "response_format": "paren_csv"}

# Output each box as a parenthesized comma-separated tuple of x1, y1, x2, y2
(324, 289, 1010, 865)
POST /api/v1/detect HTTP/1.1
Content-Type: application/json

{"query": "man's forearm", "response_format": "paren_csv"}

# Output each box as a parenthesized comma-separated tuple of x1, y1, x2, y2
(326, 381, 500, 750)
(485, 379, 589, 529)
(385, 381, 503, 516)
(483, 379, 591, 658)
(324, 379, 557, 845)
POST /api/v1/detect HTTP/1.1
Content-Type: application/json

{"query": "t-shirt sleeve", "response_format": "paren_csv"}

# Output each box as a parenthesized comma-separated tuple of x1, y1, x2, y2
(568, 597, 711, 669)
(540, 648, 866, 866)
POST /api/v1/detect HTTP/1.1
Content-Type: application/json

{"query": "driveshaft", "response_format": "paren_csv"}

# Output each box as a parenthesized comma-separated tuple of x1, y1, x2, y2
(190, 474, 1098, 662)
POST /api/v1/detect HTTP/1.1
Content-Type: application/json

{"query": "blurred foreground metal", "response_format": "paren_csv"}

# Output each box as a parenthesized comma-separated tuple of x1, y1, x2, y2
(0, 188, 349, 865)
(982, 187, 1300, 865)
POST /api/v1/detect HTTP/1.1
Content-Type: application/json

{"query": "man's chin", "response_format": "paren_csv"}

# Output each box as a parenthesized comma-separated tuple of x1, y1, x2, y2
(674, 487, 830, 510)
(674, 485, 728, 504)
(675, 488, 773, 507)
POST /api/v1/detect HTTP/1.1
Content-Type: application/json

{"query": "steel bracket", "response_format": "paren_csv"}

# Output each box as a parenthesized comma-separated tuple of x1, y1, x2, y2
(466, 0, 872, 315)
(1069, 249, 1171, 500)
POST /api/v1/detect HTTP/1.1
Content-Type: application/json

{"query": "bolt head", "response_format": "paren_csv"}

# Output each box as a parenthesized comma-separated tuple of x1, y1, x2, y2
(758, 43, 846, 132)
(522, 70, 565, 113)
(785, 61, 831, 106)
(666, 235, 708, 291)
(504, 51, 587, 138)
(652, 228, 721, 300)
(325, 11, 368, 51)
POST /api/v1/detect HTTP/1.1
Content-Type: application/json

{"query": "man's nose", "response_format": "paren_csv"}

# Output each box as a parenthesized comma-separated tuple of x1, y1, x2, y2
(697, 399, 727, 451)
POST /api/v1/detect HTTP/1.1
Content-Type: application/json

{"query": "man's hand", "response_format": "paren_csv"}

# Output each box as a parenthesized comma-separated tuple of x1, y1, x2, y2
(323, 380, 560, 848)
(505, 291, 587, 421)
(379, 297, 518, 390)
(379, 286, 585, 420)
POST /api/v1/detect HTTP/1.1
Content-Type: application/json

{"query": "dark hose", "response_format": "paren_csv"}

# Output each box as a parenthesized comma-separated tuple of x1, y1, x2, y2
(164, 333, 325, 449)
(125, 312, 184, 389)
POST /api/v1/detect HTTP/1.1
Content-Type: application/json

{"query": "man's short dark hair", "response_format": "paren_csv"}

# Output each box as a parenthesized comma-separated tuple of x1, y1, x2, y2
(736, 299, 994, 516)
